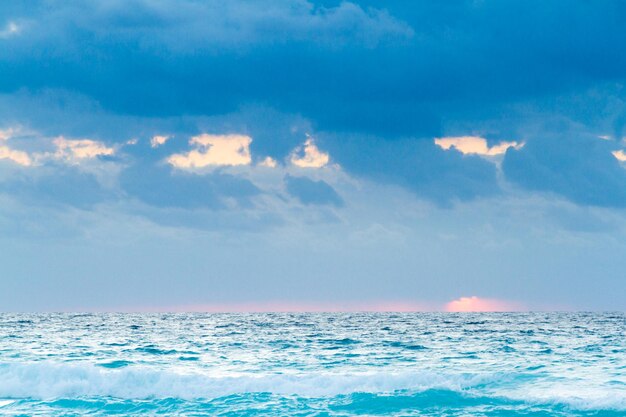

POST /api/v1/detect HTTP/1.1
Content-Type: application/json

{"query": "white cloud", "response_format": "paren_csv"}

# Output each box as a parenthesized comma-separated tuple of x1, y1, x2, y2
(290, 137, 330, 168)
(0, 128, 17, 141)
(52, 137, 115, 162)
(167, 134, 252, 169)
(0, 127, 31, 166)
(435, 136, 524, 156)
(612, 150, 626, 162)
(150, 135, 170, 148)
(0, 146, 32, 166)
(0, 129, 116, 167)
(258, 156, 277, 168)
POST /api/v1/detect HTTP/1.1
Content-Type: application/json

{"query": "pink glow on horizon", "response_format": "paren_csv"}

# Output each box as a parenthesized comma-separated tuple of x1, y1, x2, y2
(445, 296, 524, 312)
(123, 300, 438, 313)
(80, 298, 536, 313)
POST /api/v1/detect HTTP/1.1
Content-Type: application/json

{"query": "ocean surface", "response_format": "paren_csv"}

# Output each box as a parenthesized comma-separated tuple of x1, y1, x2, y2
(0, 313, 624, 416)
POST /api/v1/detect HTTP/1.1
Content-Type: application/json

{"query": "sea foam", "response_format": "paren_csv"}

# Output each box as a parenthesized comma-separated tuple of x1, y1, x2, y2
(0, 362, 624, 411)
(0, 362, 495, 399)
(0, 312, 623, 415)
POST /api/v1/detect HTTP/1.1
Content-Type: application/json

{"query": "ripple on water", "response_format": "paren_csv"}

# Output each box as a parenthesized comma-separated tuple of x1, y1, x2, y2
(98, 360, 133, 369)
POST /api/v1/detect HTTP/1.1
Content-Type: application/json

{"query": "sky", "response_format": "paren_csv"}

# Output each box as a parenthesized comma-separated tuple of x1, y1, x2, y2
(0, 0, 625, 312)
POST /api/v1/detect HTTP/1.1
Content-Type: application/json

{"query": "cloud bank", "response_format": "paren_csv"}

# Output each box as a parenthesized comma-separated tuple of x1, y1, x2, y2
(0, 1, 626, 310)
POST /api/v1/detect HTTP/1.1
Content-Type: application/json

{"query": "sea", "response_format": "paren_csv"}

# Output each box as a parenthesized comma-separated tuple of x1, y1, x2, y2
(0, 313, 623, 416)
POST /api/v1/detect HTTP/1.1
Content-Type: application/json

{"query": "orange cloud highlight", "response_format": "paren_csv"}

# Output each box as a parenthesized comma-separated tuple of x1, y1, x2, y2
(445, 296, 523, 312)
(290, 137, 330, 168)
(434, 136, 523, 156)
(612, 150, 626, 162)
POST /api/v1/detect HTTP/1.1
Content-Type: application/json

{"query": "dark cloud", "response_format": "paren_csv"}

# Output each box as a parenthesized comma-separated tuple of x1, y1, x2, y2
(2, 1, 626, 208)
(503, 135, 626, 208)
(0, 163, 112, 209)
(284, 174, 343, 207)
(324, 136, 499, 205)
(119, 162, 260, 209)
(2, 0, 626, 138)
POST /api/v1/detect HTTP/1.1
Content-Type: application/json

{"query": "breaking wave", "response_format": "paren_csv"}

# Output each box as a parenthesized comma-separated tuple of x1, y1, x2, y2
(0, 362, 624, 412)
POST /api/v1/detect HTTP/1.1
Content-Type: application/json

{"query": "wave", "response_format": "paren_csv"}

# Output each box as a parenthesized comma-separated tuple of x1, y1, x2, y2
(0, 400, 14, 408)
(0, 362, 624, 411)
(0, 362, 491, 399)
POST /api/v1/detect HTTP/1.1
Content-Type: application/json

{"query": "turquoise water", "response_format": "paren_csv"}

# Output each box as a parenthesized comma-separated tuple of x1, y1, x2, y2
(0, 313, 624, 416)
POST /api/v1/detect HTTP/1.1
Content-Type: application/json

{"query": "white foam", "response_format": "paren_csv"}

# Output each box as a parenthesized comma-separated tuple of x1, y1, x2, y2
(0, 362, 624, 411)
(497, 385, 626, 411)
(0, 362, 494, 399)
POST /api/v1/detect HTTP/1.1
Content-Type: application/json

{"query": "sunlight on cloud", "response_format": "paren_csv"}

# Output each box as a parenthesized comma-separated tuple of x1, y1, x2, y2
(0, 146, 32, 166)
(445, 296, 523, 312)
(290, 137, 330, 168)
(0, 128, 32, 166)
(167, 134, 252, 169)
(612, 150, 626, 162)
(435, 136, 523, 156)
(150, 135, 170, 148)
(53, 137, 115, 161)
(259, 156, 278, 168)
(0, 129, 115, 166)
(0, 128, 16, 141)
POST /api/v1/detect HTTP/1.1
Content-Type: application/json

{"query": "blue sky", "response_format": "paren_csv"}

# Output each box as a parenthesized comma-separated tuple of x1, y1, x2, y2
(1, 0, 625, 311)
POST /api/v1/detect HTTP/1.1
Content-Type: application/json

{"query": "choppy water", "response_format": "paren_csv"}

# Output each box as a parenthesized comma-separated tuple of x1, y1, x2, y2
(0, 313, 624, 416)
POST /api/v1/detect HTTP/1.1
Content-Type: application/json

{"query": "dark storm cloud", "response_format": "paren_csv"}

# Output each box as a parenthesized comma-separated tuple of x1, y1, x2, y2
(3, 1, 626, 136)
(2, 0, 626, 206)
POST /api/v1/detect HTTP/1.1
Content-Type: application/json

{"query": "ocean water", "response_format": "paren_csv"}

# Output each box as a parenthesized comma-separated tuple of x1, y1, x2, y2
(0, 313, 624, 416)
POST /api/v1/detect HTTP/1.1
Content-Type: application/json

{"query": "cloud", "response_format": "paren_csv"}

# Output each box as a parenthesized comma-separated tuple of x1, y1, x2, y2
(258, 156, 277, 168)
(0, 127, 32, 166)
(0, 1, 414, 132)
(290, 137, 330, 168)
(445, 296, 523, 312)
(612, 150, 626, 161)
(0, 128, 16, 141)
(0, 165, 111, 209)
(66, 0, 413, 50)
(150, 135, 170, 148)
(3, 1, 626, 201)
(0, 127, 121, 171)
(167, 134, 252, 169)
(52, 137, 115, 162)
(3, 0, 626, 141)
(326, 135, 500, 205)
(503, 135, 626, 207)
(119, 162, 259, 209)
(0, 132, 32, 166)
(2, 2, 626, 312)
(284, 174, 343, 207)
(0, 146, 31, 166)
(435, 136, 523, 156)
